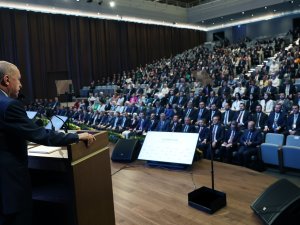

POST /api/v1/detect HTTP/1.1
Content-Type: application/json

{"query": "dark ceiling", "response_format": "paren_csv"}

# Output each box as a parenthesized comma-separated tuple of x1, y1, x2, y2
(201, 0, 300, 26)
(146, 0, 214, 8)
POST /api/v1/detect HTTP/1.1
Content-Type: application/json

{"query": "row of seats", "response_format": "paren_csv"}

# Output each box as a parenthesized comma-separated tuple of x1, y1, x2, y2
(260, 134, 300, 171)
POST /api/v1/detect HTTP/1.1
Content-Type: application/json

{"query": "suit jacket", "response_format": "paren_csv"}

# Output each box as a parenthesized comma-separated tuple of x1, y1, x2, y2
(221, 109, 235, 126)
(250, 112, 268, 129)
(181, 124, 196, 133)
(262, 86, 277, 98)
(0, 91, 79, 214)
(208, 124, 225, 144)
(168, 121, 182, 132)
(239, 129, 262, 147)
(208, 110, 222, 123)
(223, 129, 241, 145)
(234, 110, 250, 127)
(183, 108, 197, 122)
(279, 84, 297, 96)
(197, 126, 209, 142)
(155, 120, 170, 132)
(196, 108, 209, 122)
(266, 111, 286, 131)
(287, 113, 300, 132)
(245, 85, 260, 98)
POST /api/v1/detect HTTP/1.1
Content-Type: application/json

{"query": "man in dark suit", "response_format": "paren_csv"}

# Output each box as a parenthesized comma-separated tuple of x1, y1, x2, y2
(245, 79, 260, 99)
(261, 80, 277, 99)
(0, 61, 95, 225)
(250, 104, 268, 130)
(237, 121, 262, 166)
(279, 79, 297, 100)
(133, 112, 149, 135)
(168, 115, 182, 132)
(206, 116, 225, 159)
(219, 121, 241, 163)
(183, 102, 197, 123)
(293, 91, 300, 107)
(264, 104, 286, 134)
(181, 117, 196, 133)
(286, 105, 300, 136)
(196, 101, 209, 122)
(221, 102, 235, 127)
(233, 102, 249, 130)
(155, 113, 170, 132)
(195, 119, 209, 158)
(208, 103, 222, 125)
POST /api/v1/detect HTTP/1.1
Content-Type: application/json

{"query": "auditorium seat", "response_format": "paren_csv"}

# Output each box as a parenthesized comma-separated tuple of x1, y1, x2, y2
(282, 135, 300, 170)
(260, 133, 284, 169)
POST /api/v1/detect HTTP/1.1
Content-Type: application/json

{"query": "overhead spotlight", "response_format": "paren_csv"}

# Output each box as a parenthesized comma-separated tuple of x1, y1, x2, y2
(109, 1, 115, 7)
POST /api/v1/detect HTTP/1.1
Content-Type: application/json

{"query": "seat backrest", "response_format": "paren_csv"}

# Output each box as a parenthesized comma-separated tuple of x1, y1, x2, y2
(286, 135, 300, 147)
(264, 133, 284, 146)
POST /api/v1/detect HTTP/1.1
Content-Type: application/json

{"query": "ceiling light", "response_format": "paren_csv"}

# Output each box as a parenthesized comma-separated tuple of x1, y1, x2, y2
(265, 6, 267, 9)
(242, 12, 244, 14)
(109, 1, 115, 7)
(273, 9, 276, 12)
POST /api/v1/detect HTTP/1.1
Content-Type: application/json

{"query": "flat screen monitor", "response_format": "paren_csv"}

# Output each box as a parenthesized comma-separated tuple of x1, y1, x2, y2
(26, 111, 37, 119)
(45, 115, 68, 131)
(138, 131, 198, 165)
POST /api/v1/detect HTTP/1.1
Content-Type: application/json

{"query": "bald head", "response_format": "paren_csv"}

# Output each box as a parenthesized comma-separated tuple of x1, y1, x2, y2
(0, 61, 19, 81)
(0, 61, 21, 98)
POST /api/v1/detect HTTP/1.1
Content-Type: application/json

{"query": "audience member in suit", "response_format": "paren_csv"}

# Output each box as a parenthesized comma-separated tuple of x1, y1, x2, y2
(183, 101, 197, 123)
(279, 79, 297, 100)
(293, 91, 300, 107)
(245, 79, 260, 99)
(118, 112, 131, 133)
(155, 113, 170, 132)
(219, 121, 241, 163)
(167, 90, 178, 105)
(261, 80, 277, 99)
(181, 117, 196, 133)
(195, 119, 209, 158)
(196, 101, 209, 121)
(233, 102, 249, 130)
(264, 104, 286, 134)
(197, 91, 207, 105)
(107, 111, 123, 132)
(133, 112, 149, 135)
(217, 81, 231, 97)
(250, 104, 268, 130)
(206, 116, 225, 159)
(260, 93, 275, 115)
(202, 84, 213, 97)
(147, 113, 158, 131)
(208, 103, 222, 125)
(153, 101, 164, 119)
(177, 91, 187, 108)
(164, 103, 175, 120)
(206, 91, 220, 109)
(0, 61, 95, 225)
(276, 92, 292, 114)
(286, 105, 300, 136)
(168, 114, 182, 132)
(221, 102, 235, 127)
(237, 121, 262, 166)
(246, 93, 260, 114)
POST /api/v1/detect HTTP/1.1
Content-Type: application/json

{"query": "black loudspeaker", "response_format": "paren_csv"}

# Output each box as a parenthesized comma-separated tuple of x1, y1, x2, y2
(251, 179, 300, 225)
(111, 139, 141, 162)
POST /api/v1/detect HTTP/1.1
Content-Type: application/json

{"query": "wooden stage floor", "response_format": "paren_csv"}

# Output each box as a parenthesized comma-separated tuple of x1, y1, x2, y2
(110, 154, 277, 225)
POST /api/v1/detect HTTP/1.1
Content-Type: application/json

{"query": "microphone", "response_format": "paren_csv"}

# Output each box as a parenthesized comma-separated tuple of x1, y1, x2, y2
(45, 107, 68, 133)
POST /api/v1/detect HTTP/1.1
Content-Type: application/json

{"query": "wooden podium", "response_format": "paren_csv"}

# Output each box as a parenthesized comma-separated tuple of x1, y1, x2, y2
(28, 131, 115, 225)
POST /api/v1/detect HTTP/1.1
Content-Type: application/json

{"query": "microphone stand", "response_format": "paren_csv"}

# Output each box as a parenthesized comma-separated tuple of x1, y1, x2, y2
(188, 122, 226, 214)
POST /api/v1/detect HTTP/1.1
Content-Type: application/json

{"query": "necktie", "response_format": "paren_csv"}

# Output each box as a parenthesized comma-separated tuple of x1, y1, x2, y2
(246, 131, 252, 142)
(198, 109, 203, 119)
(293, 114, 299, 129)
(237, 111, 243, 123)
(229, 130, 235, 143)
(184, 125, 188, 132)
(285, 86, 290, 96)
(212, 125, 217, 142)
(172, 123, 176, 132)
(257, 113, 261, 128)
(211, 111, 215, 120)
(267, 87, 270, 93)
(224, 111, 229, 125)
(187, 109, 191, 117)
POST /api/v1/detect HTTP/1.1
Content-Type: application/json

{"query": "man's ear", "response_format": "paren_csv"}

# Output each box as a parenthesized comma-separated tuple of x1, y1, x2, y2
(1, 75, 9, 86)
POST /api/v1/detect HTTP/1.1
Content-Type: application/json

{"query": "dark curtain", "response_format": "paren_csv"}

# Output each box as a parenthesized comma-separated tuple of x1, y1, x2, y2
(0, 8, 206, 99)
